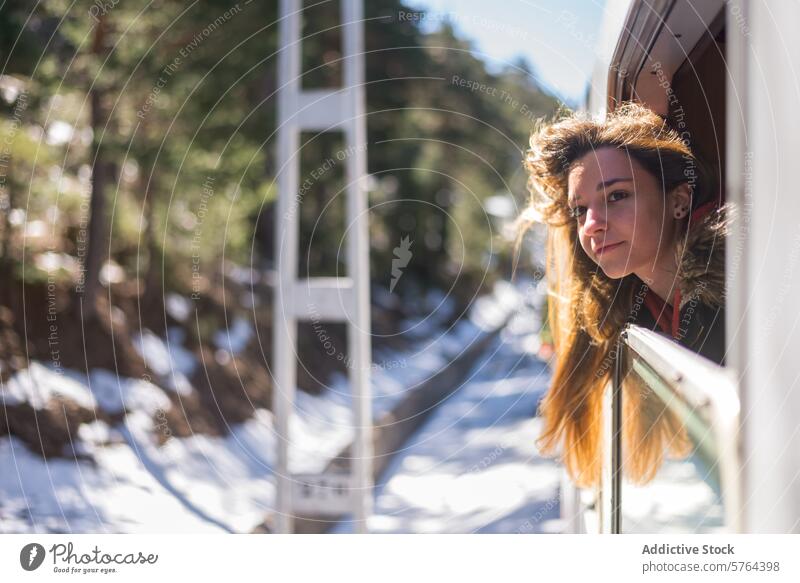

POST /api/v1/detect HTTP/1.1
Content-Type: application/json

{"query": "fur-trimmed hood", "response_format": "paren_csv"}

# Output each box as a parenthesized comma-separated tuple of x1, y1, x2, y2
(632, 200, 731, 365)
(675, 201, 733, 311)
(632, 200, 733, 365)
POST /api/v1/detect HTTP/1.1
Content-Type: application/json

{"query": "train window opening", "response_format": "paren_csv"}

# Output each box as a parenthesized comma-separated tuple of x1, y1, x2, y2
(625, 4, 731, 368)
(668, 9, 727, 211)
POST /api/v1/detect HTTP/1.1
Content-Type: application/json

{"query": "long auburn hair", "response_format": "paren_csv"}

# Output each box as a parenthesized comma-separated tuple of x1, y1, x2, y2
(519, 103, 709, 486)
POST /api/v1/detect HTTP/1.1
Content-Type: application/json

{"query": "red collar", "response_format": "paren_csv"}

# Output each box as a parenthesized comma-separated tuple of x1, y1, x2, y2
(643, 286, 682, 337)
(689, 200, 717, 226)
(642, 198, 719, 337)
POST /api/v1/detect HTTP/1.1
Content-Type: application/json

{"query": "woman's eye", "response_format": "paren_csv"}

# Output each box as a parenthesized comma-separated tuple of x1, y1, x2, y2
(569, 206, 587, 219)
(608, 190, 629, 202)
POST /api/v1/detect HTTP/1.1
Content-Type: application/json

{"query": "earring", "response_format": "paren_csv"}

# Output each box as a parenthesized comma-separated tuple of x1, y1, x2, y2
(674, 206, 688, 218)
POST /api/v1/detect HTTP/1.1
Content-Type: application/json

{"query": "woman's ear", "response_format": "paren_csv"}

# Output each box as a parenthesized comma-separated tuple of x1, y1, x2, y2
(670, 183, 693, 219)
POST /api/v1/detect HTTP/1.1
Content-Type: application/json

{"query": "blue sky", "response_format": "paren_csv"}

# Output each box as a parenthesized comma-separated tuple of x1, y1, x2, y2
(405, 0, 607, 105)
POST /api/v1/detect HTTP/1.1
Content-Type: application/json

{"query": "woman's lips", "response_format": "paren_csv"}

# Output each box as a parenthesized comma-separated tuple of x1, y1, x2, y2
(594, 241, 624, 255)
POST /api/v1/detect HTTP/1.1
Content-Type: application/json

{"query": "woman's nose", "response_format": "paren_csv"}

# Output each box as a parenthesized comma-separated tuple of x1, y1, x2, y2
(582, 206, 607, 235)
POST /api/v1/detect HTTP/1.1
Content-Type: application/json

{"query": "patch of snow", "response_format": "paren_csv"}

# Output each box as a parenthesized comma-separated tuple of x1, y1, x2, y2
(1, 363, 96, 410)
(0, 436, 228, 534)
(469, 280, 522, 331)
(165, 294, 192, 322)
(84, 369, 170, 416)
(99, 260, 125, 285)
(622, 456, 725, 533)
(334, 334, 556, 533)
(212, 318, 252, 356)
(132, 330, 197, 396)
(77, 421, 113, 445)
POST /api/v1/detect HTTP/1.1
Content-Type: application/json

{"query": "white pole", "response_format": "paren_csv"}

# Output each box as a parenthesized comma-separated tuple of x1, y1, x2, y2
(274, 0, 301, 535)
(274, 0, 371, 534)
(725, 0, 749, 534)
(342, 0, 373, 533)
(733, 0, 800, 533)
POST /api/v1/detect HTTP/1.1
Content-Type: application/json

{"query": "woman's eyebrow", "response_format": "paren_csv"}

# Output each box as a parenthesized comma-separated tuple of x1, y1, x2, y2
(596, 177, 632, 191)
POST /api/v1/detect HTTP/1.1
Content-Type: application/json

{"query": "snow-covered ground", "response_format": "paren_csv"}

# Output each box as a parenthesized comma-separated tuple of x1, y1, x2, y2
(334, 293, 561, 534)
(622, 454, 725, 533)
(0, 279, 547, 533)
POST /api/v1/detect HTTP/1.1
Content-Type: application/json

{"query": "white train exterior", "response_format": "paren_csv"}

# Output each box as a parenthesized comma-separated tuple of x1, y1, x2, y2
(580, 0, 800, 534)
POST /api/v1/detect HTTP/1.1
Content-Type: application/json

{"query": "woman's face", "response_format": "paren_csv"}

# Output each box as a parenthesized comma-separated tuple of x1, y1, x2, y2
(566, 147, 678, 280)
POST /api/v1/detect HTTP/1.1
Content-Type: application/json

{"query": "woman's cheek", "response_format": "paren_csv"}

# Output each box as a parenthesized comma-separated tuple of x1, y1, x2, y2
(577, 232, 589, 256)
(578, 234, 599, 264)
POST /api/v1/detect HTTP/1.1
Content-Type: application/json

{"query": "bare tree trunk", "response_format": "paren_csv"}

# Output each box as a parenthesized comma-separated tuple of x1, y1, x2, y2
(83, 17, 109, 313)
(0, 157, 14, 269)
(141, 168, 162, 309)
(84, 88, 108, 311)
